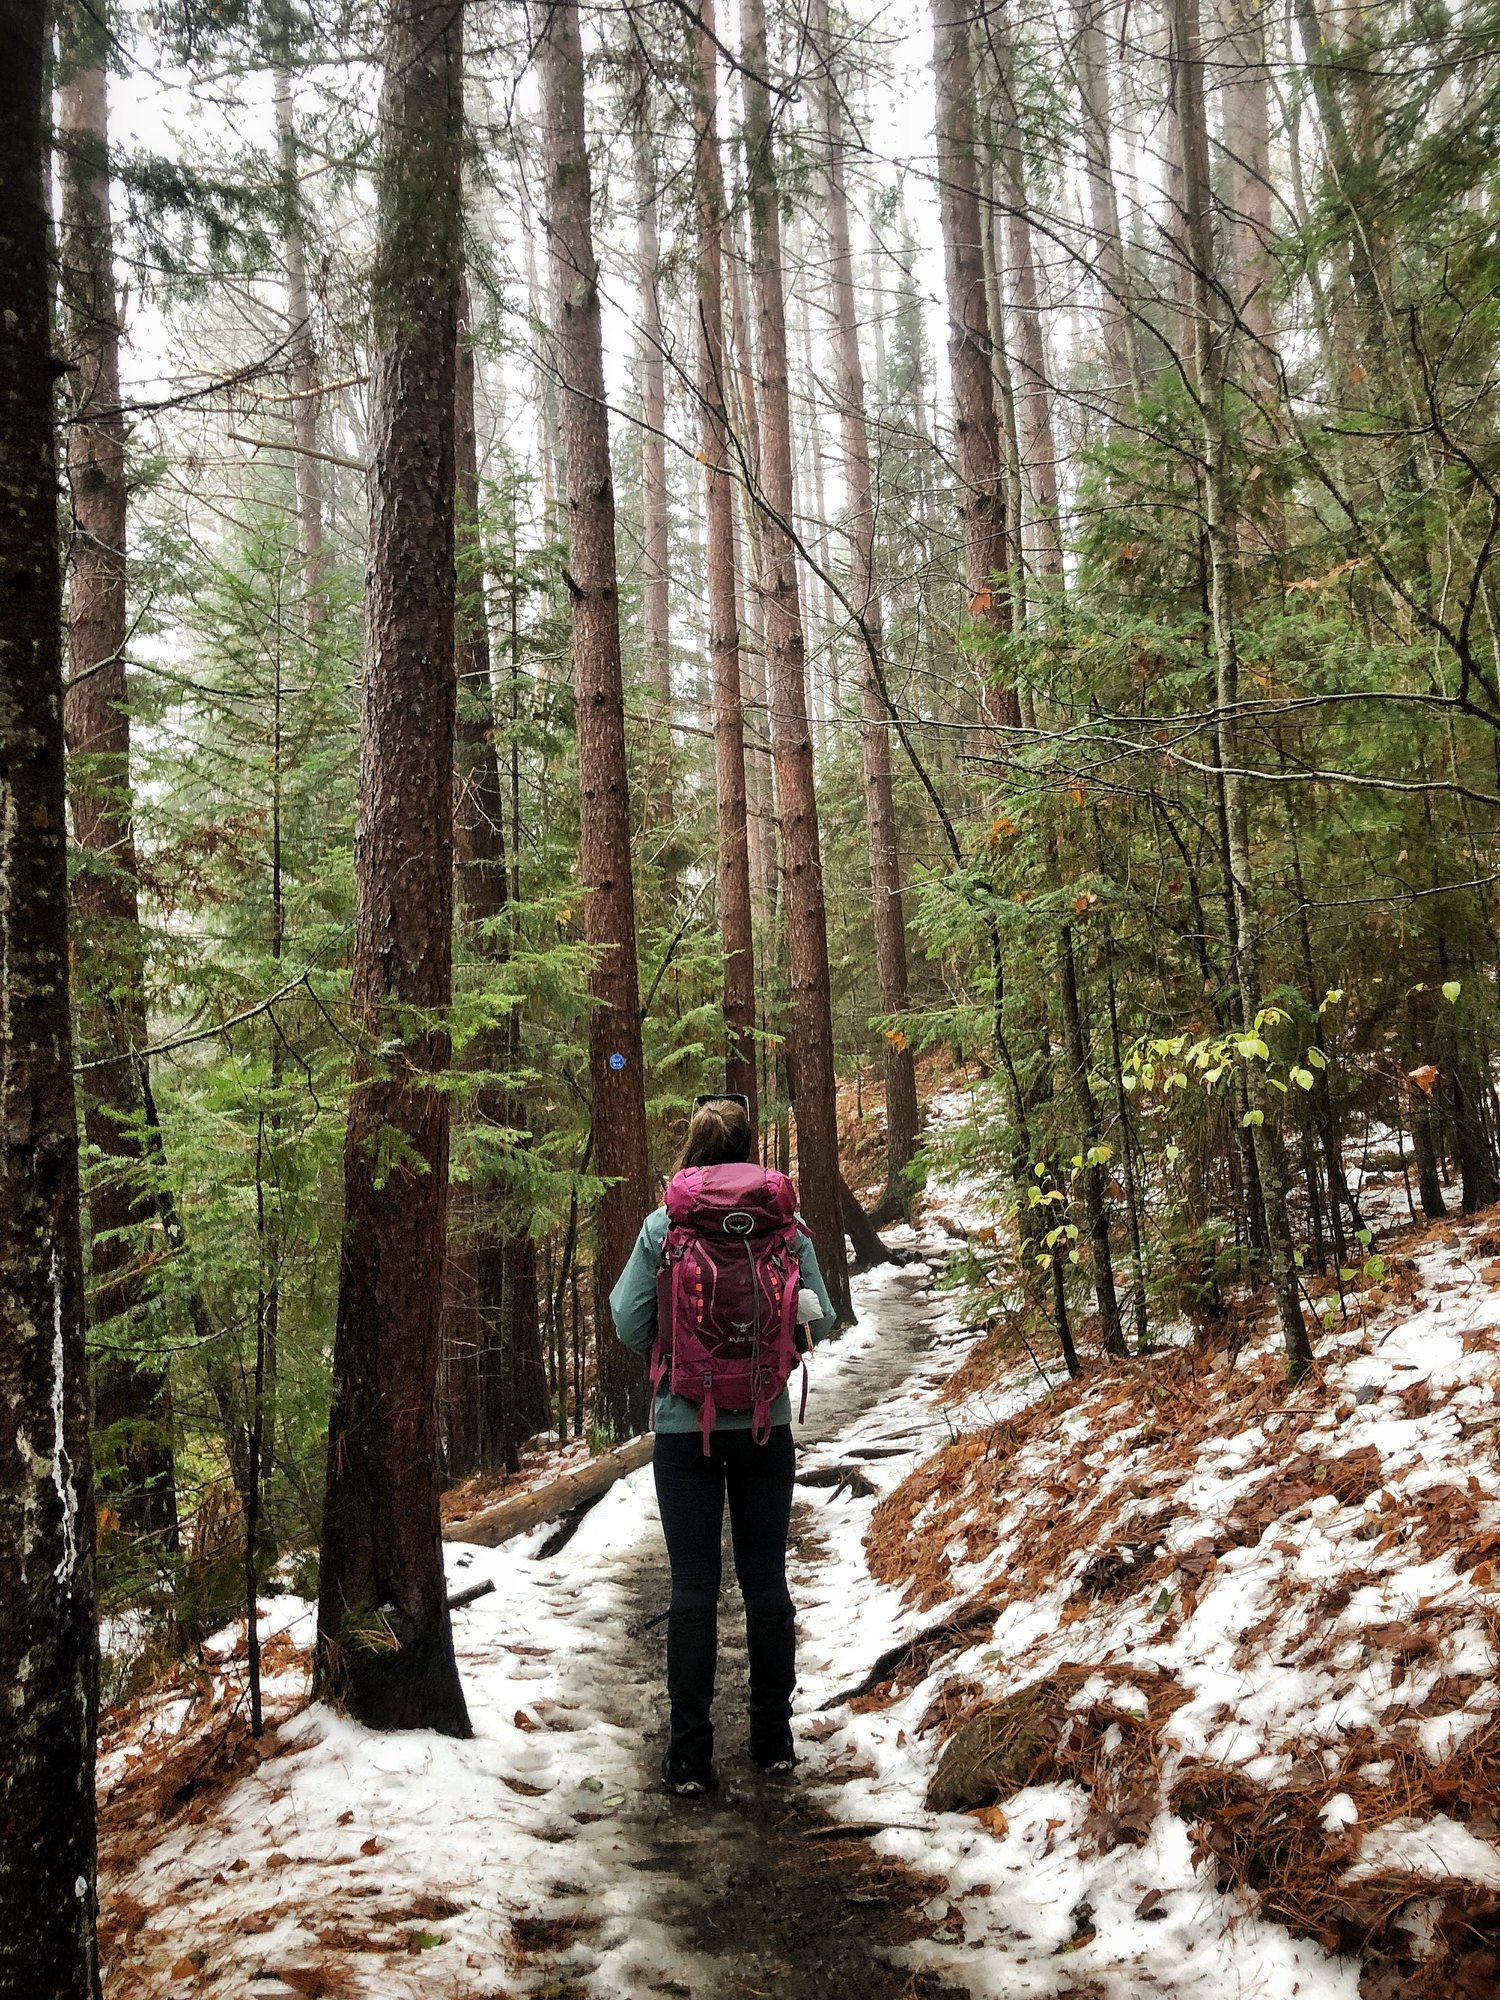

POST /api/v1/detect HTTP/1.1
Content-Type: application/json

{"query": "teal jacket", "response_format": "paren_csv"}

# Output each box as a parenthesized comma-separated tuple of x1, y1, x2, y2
(609, 1206, 838, 1433)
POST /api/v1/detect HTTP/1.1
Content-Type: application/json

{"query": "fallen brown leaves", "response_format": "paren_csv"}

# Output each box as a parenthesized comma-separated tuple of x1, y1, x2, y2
(99, 1632, 311, 1868)
(867, 1341, 1303, 1621)
(1175, 1716, 1500, 1996)
(862, 1201, 1500, 1992)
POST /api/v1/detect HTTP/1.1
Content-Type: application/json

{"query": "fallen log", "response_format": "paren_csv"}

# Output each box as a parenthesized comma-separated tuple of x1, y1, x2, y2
(443, 1434, 655, 1548)
(446, 1577, 496, 1610)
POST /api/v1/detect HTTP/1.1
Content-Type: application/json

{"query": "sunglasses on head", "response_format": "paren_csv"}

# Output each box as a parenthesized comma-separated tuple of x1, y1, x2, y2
(692, 1093, 752, 1115)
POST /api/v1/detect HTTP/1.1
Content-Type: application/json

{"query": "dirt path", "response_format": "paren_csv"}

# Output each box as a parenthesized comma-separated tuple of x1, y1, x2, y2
(528, 1269, 986, 2000)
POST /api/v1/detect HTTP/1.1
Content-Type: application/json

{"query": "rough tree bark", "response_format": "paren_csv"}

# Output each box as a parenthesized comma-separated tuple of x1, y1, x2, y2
(739, 0, 851, 1320)
(57, 0, 177, 1542)
(931, 0, 1016, 727)
(447, 270, 550, 1473)
(631, 91, 676, 889)
(690, 0, 758, 1123)
(1172, 0, 1312, 1374)
(538, 0, 655, 1428)
(1, 0, 100, 1981)
(807, 0, 920, 1212)
(315, 0, 471, 1735)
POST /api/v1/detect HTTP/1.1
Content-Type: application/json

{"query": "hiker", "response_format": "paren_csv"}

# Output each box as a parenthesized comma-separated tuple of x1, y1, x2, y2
(609, 1093, 838, 1797)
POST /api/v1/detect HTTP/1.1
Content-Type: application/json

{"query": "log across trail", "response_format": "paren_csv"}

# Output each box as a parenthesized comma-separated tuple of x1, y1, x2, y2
(443, 1434, 656, 1549)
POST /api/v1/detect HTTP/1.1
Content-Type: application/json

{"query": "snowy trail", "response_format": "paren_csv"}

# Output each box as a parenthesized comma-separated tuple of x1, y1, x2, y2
(108, 1189, 1444, 2000)
(521, 1261, 983, 1999)
(102, 1253, 1014, 2000)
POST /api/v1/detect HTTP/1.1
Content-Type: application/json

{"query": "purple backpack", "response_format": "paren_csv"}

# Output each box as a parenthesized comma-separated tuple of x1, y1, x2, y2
(651, 1163, 808, 1452)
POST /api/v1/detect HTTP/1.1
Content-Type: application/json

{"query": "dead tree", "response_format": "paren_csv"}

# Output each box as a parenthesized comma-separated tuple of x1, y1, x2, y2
(630, 83, 677, 888)
(272, 57, 326, 607)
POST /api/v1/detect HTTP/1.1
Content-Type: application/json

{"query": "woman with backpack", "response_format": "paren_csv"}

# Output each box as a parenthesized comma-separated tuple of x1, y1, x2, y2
(609, 1094, 837, 1796)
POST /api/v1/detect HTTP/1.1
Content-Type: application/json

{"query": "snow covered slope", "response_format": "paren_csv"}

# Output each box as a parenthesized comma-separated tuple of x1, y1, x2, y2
(97, 1162, 1500, 1998)
(799, 1205, 1500, 1999)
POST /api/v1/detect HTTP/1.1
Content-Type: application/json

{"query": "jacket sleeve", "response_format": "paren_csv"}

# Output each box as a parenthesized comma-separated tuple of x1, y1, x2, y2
(794, 1229, 839, 1346)
(608, 1211, 666, 1359)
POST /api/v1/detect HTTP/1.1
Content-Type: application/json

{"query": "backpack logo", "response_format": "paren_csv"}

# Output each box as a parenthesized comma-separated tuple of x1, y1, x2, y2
(723, 1210, 755, 1236)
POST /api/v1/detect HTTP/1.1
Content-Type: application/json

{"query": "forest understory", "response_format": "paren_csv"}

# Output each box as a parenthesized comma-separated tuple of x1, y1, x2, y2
(91, 1096, 1500, 2000)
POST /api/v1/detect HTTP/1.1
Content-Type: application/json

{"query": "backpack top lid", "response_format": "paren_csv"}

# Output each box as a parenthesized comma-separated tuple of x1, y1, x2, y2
(664, 1162, 797, 1234)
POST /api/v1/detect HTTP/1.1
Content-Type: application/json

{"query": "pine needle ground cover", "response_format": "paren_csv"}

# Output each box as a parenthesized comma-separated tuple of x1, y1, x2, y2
(800, 1201, 1500, 1997)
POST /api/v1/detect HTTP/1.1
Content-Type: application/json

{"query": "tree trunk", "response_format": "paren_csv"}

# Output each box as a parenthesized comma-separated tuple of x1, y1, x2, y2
(1172, 0, 1312, 1374)
(690, 0, 758, 1123)
(538, 0, 655, 1430)
(986, 1, 1065, 583)
(1214, 0, 1278, 407)
(807, 0, 919, 1211)
(57, 0, 178, 1544)
(1411, 1095, 1447, 1218)
(790, 228, 836, 730)
(979, 159, 1028, 638)
(1057, 926, 1126, 1355)
(448, 270, 550, 1469)
(631, 98, 676, 891)
(725, 250, 778, 924)
(273, 62, 326, 609)
(739, 0, 851, 1322)
(315, 0, 471, 1737)
(1074, 0, 1141, 402)
(0, 4, 100, 1981)
(839, 1174, 897, 1273)
(930, 0, 1016, 726)
(1291, 0, 1389, 372)
(523, 210, 562, 531)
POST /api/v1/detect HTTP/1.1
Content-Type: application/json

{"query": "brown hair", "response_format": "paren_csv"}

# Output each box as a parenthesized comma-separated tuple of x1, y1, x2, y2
(676, 1097, 754, 1171)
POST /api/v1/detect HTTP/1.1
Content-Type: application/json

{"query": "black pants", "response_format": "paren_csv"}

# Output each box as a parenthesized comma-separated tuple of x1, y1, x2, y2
(653, 1423, 797, 1776)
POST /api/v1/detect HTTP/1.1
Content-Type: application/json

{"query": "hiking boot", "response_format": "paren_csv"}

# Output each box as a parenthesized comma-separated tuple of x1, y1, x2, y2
(661, 1752, 718, 1799)
(749, 1734, 797, 1776)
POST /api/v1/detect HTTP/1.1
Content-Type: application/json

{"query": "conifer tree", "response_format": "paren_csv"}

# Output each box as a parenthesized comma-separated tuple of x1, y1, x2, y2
(538, 0, 655, 1433)
(739, 0, 851, 1319)
(0, 0, 99, 1980)
(58, 0, 178, 1540)
(690, 0, 758, 1123)
(315, 0, 471, 1734)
